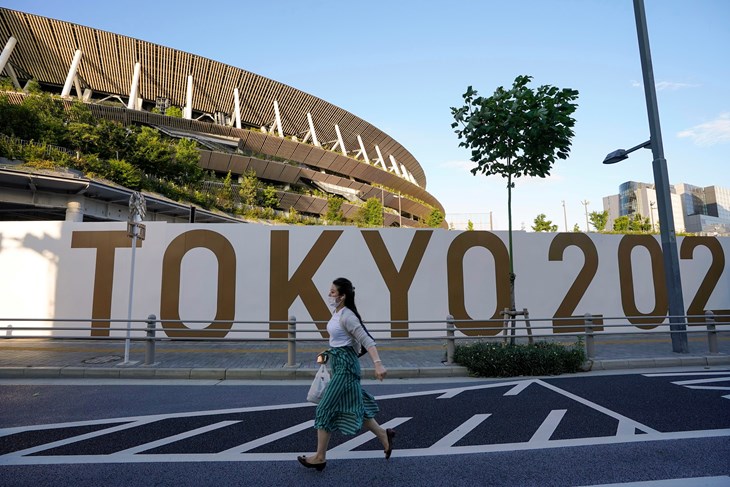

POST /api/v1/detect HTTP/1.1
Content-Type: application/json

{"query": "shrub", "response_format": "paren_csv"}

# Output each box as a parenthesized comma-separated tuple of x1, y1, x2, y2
(454, 340, 586, 377)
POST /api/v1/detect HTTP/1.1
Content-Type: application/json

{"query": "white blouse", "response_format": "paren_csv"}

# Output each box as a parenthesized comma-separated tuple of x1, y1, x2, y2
(326, 307, 376, 350)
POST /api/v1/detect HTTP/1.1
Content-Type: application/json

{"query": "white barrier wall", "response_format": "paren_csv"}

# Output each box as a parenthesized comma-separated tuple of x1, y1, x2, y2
(0, 221, 728, 338)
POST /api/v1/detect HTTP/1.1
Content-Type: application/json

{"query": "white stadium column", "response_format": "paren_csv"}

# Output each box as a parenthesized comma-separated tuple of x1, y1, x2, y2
(356, 135, 370, 164)
(273, 100, 284, 137)
(374, 145, 388, 170)
(184, 75, 193, 119)
(389, 155, 403, 176)
(61, 49, 82, 98)
(0, 36, 17, 76)
(307, 113, 320, 147)
(334, 124, 347, 156)
(5, 63, 20, 89)
(233, 88, 242, 129)
(65, 196, 84, 222)
(127, 62, 141, 110)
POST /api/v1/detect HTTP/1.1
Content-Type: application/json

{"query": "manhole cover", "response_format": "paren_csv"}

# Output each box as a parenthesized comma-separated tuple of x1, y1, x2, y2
(82, 355, 122, 364)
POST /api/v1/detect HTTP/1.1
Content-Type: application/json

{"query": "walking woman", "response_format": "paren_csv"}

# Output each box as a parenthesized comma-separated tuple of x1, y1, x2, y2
(297, 277, 395, 471)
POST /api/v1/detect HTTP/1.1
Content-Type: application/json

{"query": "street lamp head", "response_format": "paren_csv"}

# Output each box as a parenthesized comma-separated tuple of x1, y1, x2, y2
(603, 149, 629, 165)
(603, 140, 651, 165)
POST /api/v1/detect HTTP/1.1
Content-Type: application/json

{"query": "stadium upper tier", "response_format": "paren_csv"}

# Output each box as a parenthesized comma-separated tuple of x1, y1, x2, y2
(0, 8, 444, 225)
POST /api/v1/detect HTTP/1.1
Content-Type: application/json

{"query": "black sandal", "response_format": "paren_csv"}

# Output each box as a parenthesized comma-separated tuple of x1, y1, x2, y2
(298, 455, 326, 471)
(385, 429, 396, 459)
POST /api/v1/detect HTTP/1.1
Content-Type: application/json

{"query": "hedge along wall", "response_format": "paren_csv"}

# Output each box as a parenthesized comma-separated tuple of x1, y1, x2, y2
(0, 221, 728, 339)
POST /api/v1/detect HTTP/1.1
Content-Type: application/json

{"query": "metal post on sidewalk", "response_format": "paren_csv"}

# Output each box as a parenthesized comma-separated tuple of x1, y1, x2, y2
(144, 314, 157, 366)
(445, 315, 455, 364)
(705, 310, 718, 354)
(286, 315, 298, 367)
(584, 313, 595, 360)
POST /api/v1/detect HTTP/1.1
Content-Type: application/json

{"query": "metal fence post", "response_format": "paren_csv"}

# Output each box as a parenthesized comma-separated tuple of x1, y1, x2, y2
(287, 315, 297, 367)
(5, 324, 11, 337)
(144, 314, 157, 366)
(705, 310, 718, 354)
(584, 313, 595, 360)
(446, 315, 455, 364)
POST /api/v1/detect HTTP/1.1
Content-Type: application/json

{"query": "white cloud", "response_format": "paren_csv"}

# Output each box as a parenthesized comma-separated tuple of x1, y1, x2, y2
(677, 113, 730, 147)
(630, 80, 700, 91)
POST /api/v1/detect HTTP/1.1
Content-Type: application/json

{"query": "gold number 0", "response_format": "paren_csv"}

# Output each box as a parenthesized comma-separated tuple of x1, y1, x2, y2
(617, 235, 668, 329)
(680, 237, 730, 325)
(548, 233, 603, 333)
(447, 231, 511, 336)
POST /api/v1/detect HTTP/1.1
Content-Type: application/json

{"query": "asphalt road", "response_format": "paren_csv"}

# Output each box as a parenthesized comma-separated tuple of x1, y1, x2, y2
(1, 368, 729, 487)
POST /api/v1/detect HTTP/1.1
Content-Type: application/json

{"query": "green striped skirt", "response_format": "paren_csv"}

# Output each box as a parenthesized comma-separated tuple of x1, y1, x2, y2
(313, 346, 379, 435)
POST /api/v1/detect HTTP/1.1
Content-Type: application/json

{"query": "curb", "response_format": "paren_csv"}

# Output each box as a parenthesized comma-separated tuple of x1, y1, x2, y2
(588, 354, 730, 370)
(0, 356, 727, 380)
(0, 365, 472, 380)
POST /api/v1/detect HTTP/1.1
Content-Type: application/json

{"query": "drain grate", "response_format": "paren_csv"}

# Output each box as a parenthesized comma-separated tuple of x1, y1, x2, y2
(82, 355, 122, 364)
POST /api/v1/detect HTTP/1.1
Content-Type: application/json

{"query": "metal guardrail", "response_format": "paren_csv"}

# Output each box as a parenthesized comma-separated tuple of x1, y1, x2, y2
(0, 313, 727, 367)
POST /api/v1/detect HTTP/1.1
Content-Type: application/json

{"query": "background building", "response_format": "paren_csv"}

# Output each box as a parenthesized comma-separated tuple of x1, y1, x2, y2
(603, 181, 730, 235)
(0, 8, 444, 227)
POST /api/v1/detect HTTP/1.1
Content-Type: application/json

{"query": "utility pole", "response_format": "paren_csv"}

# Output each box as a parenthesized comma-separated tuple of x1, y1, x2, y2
(581, 200, 590, 231)
(561, 200, 568, 232)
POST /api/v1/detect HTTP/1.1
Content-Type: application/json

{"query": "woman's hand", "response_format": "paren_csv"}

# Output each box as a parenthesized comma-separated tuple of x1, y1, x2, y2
(374, 362, 387, 381)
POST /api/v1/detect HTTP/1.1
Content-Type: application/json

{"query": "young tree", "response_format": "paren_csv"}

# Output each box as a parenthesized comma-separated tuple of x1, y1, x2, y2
(466, 220, 474, 231)
(356, 197, 384, 227)
(427, 208, 444, 228)
(261, 184, 280, 209)
(452, 75, 578, 311)
(613, 215, 630, 232)
(325, 195, 344, 223)
(238, 169, 260, 207)
(588, 210, 609, 232)
(572, 223, 582, 233)
(532, 213, 558, 232)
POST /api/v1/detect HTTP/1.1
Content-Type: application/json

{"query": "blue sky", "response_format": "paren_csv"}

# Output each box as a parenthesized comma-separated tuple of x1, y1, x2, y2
(5, 0, 729, 230)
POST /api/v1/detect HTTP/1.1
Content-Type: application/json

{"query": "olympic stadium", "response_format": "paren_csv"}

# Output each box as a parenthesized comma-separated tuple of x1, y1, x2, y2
(0, 8, 444, 226)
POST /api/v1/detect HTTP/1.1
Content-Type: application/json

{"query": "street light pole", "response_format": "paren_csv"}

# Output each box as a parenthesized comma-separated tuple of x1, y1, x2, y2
(633, 0, 688, 352)
(581, 200, 590, 231)
(561, 200, 567, 232)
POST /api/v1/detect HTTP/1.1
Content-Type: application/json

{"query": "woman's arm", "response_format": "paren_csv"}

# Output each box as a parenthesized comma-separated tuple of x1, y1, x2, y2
(365, 345, 387, 381)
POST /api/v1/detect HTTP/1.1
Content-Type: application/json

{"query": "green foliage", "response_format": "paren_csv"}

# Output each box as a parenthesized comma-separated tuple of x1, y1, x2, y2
(21, 91, 66, 143)
(24, 79, 42, 94)
(261, 184, 280, 208)
(467, 220, 474, 231)
(454, 340, 586, 377)
(284, 206, 300, 224)
(451, 76, 579, 181)
(325, 195, 345, 223)
(0, 94, 41, 141)
(356, 197, 384, 227)
(238, 169, 260, 206)
(589, 210, 608, 232)
(532, 213, 558, 232)
(572, 223, 582, 232)
(0, 77, 15, 91)
(106, 159, 143, 189)
(613, 215, 629, 232)
(217, 171, 235, 211)
(165, 106, 183, 118)
(427, 208, 444, 228)
(629, 213, 652, 232)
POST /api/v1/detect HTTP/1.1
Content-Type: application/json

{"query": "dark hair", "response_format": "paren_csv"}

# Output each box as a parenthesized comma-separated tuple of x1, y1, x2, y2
(332, 277, 363, 325)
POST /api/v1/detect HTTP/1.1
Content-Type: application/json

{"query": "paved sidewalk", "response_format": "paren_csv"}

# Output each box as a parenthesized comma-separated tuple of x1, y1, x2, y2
(0, 333, 727, 380)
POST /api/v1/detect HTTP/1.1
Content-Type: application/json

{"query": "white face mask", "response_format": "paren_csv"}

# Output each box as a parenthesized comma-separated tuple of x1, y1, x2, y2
(327, 295, 341, 309)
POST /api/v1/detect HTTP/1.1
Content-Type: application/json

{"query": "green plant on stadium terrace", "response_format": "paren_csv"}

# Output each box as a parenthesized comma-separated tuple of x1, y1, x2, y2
(453, 340, 586, 378)
(0, 87, 434, 227)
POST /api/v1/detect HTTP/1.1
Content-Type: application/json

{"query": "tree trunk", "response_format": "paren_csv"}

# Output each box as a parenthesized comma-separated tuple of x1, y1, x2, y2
(507, 172, 517, 344)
